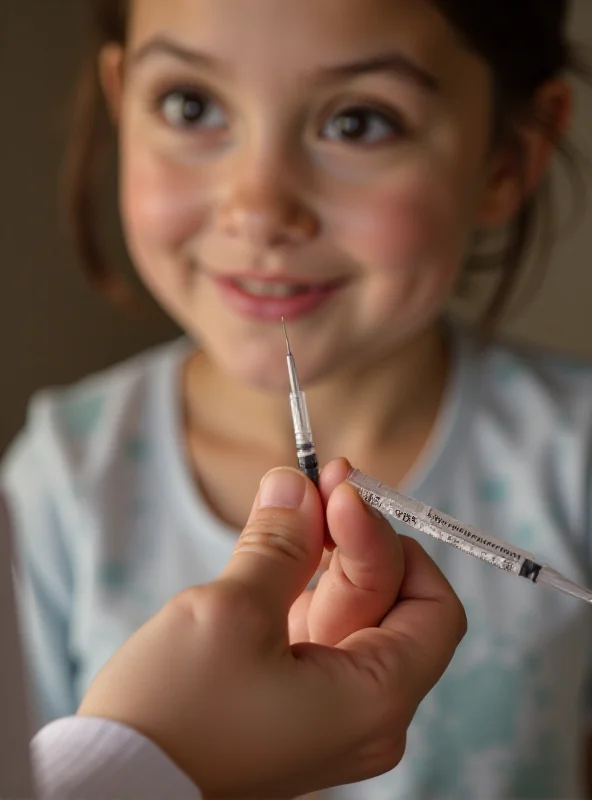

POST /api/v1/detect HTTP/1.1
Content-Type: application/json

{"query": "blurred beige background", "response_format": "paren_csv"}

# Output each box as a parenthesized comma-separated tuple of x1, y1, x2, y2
(1, 1, 592, 455)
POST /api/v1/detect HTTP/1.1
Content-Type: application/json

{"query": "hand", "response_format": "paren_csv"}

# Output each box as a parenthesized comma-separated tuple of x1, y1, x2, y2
(78, 464, 466, 799)
(289, 458, 406, 645)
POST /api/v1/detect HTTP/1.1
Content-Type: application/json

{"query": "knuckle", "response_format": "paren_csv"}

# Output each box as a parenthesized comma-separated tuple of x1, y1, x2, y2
(165, 582, 265, 640)
(164, 587, 231, 642)
(236, 515, 311, 565)
(205, 579, 277, 642)
(164, 586, 209, 622)
(356, 632, 404, 692)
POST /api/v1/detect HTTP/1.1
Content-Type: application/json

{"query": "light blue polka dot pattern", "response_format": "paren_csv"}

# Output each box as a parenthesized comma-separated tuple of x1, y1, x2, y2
(99, 562, 129, 590)
(515, 521, 537, 549)
(494, 358, 521, 385)
(125, 436, 150, 463)
(409, 660, 522, 796)
(478, 477, 508, 504)
(411, 716, 465, 799)
(508, 730, 562, 797)
(60, 396, 104, 437)
(406, 628, 558, 797)
(523, 652, 542, 675)
(447, 662, 521, 750)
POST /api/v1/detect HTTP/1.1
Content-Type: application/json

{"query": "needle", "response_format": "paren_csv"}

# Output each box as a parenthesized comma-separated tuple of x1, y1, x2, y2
(282, 318, 319, 486)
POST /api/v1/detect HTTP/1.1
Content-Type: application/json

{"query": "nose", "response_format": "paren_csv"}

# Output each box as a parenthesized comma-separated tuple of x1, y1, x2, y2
(216, 157, 319, 249)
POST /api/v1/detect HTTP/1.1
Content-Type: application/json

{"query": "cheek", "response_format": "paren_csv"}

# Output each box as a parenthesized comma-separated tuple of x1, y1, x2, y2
(120, 136, 209, 282)
(336, 172, 465, 271)
(330, 171, 470, 313)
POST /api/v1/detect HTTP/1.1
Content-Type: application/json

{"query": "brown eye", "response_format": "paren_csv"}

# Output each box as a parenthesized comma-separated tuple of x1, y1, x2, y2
(321, 105, 406, 144)
(160, 90, 227, 130)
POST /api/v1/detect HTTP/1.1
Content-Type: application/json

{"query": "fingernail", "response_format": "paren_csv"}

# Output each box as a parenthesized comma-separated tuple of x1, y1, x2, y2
(259, 468, 306, 509)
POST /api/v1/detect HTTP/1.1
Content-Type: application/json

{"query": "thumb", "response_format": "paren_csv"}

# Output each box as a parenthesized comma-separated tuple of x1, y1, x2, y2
(221, 467, 325, 620)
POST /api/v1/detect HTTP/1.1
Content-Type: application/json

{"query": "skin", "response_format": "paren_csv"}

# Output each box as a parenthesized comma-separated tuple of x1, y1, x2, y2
(106, 0, 493, 392)
(99, 0, 568, 533)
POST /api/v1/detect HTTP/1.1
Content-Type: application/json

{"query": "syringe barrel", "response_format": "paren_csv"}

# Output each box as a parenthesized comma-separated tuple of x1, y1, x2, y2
(347, 468, 535, 575)
(290, 392, 314, 448)
(348, 469, 592, 603)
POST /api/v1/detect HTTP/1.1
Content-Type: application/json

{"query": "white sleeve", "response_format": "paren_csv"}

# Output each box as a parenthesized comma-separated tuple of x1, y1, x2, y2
(31, 717, 201, 800)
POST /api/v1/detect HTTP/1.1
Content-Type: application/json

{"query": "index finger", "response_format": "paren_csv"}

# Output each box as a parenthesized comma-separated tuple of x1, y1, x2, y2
(307, 480, 405, 645)
(341, 536, 467, 714)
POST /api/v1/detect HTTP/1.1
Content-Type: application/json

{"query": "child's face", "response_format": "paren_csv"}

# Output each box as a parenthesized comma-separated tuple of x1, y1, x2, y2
(106, 0, 502, 388)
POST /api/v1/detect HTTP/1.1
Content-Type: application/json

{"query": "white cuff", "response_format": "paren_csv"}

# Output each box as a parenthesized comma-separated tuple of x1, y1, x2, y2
(31, 716, 200, 799)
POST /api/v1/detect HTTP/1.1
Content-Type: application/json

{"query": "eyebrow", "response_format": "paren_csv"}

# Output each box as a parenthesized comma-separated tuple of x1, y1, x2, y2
(129, 37, 227, 73)
(314, 53, 440, 93)
(130, 37, 440, 94)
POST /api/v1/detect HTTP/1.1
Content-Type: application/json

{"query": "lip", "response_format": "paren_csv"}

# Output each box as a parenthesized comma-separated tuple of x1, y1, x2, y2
(209, 273, 350, 322)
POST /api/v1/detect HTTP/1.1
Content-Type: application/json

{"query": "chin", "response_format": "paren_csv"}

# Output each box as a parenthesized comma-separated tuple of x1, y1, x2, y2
(215, 347, 290, 394)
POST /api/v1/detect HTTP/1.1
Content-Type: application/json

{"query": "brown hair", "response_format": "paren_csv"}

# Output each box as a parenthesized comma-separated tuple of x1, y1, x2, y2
(64, 0, 584, 328)
(64, 0, 128, 306)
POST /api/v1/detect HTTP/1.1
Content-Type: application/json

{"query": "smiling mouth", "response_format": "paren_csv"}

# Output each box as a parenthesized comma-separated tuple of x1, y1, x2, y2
(208, 272, 351, 321)
(227, 276, 347, 297)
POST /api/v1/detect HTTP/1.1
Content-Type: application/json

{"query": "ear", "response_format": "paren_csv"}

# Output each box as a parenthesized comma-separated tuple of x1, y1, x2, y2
(99, 44, 126, 125)
(475, 80, 573, 228)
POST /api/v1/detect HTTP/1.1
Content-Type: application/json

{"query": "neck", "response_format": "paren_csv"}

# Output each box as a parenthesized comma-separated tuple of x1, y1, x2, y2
(184, 321, 450, 472)
(306, 322, 449, 459)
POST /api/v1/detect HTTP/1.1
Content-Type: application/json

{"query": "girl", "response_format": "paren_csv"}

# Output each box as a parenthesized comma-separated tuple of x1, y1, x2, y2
(2, 0, 589, 797)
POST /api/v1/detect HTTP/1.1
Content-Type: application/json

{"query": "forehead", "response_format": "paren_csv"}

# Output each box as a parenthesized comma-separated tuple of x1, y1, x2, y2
(128, 0, 479, 82)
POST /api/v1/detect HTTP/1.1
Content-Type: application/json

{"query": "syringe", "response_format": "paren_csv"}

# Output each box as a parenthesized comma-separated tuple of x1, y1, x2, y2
(282, 319, 320, 486)
(279, 323, 592, 605)
(347, 469, 592, 605)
